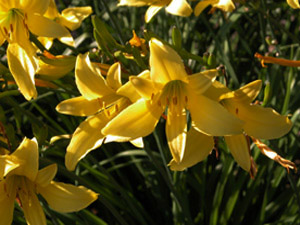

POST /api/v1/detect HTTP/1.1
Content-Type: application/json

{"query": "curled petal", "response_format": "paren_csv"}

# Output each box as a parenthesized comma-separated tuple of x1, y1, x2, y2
(60, 6, 93, 30)
(145, 5, 163, 23)
(106, 62, 122, 91)
(38, 181, 98, 213)
(35, 164, 57, 187)
(165, 0, 192, 17)
(287, 0, 300, 8)
(194, 0, 218, 16)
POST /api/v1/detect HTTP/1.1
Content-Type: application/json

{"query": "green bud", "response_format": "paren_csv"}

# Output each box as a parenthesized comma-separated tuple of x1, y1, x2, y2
(207, 53, 217, 68)
(172, 26, 182, 50)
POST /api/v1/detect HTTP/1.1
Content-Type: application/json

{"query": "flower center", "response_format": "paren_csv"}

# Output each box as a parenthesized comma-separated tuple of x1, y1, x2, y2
(159, 80, 188, 114)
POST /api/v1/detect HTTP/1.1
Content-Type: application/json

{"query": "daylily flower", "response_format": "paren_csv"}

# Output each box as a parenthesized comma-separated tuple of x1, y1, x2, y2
(170, 80, 293, 172)
(286, 0, 300, 9)
(56, 53, 143, 171)
(194, 0, 235, 16)
(0, 137, 98, 225)
(118, 0, 192, 23)
(102, 38, 243, 163)
(41, 0, 92, 47)
(0, 0, 70, 100)
(255, 52, 300, 67)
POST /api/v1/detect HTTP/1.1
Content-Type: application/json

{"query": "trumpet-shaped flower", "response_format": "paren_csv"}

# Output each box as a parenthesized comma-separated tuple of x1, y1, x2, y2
(194, 0, 235, 16)
(0, 137, 98, 225)
(0, 0, 70, 100)
(102, 38, 243, 163)
(118, 0, 192, 22)
(41, 0, 92, 47)
(56, 53, 143, 171)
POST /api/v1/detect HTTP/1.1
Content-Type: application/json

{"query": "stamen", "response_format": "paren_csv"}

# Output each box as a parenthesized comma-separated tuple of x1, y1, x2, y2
(3, 27, 8, 36)
(10, 24, 13, 33)
(115, 104, 119, 112)
(249, 156, 257, 179)
(166, 97, 170, 105)
(255, 52, 300, 67)
(151, 93, 154, 101)
(185, 96, 188, 103)
(172, 96, 177, 105)
(235, 108, 239, 115)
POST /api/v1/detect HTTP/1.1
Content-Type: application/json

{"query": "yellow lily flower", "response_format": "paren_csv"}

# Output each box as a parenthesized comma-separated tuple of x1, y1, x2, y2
(0, 137, 98, 225)
(286, 0, 300, 8)
(194, 0, 235, 16)
(169, 80, 293, 172)
(0, 0, 70, 100)
(118, 0, 192, 23)
(56, 54, 143, 171)
(41, 0, 92, 47)
(102, 38, 243, 163)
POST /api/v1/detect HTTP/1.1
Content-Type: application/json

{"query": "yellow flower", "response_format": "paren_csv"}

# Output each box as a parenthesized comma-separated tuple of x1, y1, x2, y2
(118, 0, 192, 22)
(194, 0, 235, 16)
(286, 0, 300, 8)
(102, 38, 243, 163)
(56, 53, 143, 171)
(0, 0, 70, 100)
(0, 137, 98, 225)
(41, 0, 92, 47)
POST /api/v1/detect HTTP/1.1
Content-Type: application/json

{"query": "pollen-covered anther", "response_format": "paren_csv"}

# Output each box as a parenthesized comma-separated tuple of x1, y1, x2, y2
(115, 104, 119, 112)
(10, 24, 13, 33)
(172, 96, 177, 105)
(185, 96, 188, 103)
(3, 27, 8, 36)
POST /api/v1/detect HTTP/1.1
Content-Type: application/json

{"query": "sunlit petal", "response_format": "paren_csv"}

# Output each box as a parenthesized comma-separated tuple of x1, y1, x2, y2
(7, 43, 37, 100)
(60, 6, 93, 30)
(149, 38, 188, 85)
(225, 135, 250, 171)
(145, 5, 163, 23)
(38, 181, 98, 213)
(287, 0, 300, 8)
(106, 62, 122, 91)
(35, 164, 57, 187)
(75, 53, 114, 100)
(0, 156, 20, 179)
(0, 180, 15, 225)
(130, 76, 156, 100)
(187, 70, 217, 95)
(194, 0, 218, 16)
(165, 0, 192, 17)
(21, 0, 50, 15)
(169, 127, 214, 171)
(65, 113, 109, 171)
(102, 99, 163, 139)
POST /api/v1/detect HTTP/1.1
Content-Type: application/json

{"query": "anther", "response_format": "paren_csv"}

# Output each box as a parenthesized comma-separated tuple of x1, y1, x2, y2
(185, 96, 188, 103)
(235, 108, 239, 115)
(151, 93, 154, 101)
(10, 24, 13, 33)
(172, 96, 177, 105)
(115, 104, 119, 112)
(3, 27, 8, 36)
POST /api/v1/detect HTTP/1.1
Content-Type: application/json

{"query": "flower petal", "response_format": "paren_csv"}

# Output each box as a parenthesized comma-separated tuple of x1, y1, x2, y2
(0, 156, 20, 179)
(10, 137, 39, 181)
(27, 14, 70, 38)
(165, 0, 192, 17)
(149, 38, 188, 85)
(7, 43, 37, 100)
(75, 53, 114, 100)
(38, 181, 98, 213)
(194, 0, 218, 16)
(225, 135, 250, 171)
(287, 0, 300, 8)
(130, 137, 144, 148)
(118, 0, 155, 6)
(35, 164, 57, 187)
(188, 93, 244, 136)
(220, 80, 262, 104)
(102, 99, 163, 139)
(65, 113, 109, 171)
(187, 70, 217, 95)
(166, 107, 187, 162)
(225, 103, 292, 139)
(169, 127, 214, 171)
(0, 180, 15, 225)
(213, 0, 235, 12)
(56, 96, 103, 116)
(20, 186, 47, 225)
(21, 0, 50, 15)
(130, 76, 156, 100)
(106, 62, 122, 91)
(145, 5, 163, 23)
(60, 6, 93, 30)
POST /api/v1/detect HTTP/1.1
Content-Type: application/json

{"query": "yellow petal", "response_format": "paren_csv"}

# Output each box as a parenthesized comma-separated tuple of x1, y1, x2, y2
(43, 0, 59, 19)
(149, 38, 188, 85)
(130, 76, 156, 100)
(194, 0, 218, 16)
(187, 71, 216, 95)
(166, 107, 187, 162)
(75, 53, 114, 100)
(219, 80, 262, 103)
(165, 0, 192, 17)
(130, 137, 144, 148)
(227, 103, 292, 139)
(20, 185, 47, 225)
(35, 164, 57, 187)
(106, 62, 122, 91)
(21, 0, 50, 15)
(169, 127, 214, 171)
(27, 14, 70, 38)
(145, 5, 163, 23)
(65, 113, 109, 171)
(118, 0, 155, 6)
(56, 96, 103, 116)
(60, 6, 93, 30)
(117, 70, 150, 102)
(49, 134, 71, 144)
(102, 99, 163, 139)
(58, 34, 75, 47)
(188, 93, 244, 136)
(287, 0, 300, 8)
(38, 181, 98, 213)
(213, 0, 235, 12)
(7, 43, 37, 100)
(203, 80, 229, 101)
(0, 180, 15, 225)
(0, 156, 20, 179)
(225, 135, 250, 171)
(10, 137, 39, 181)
